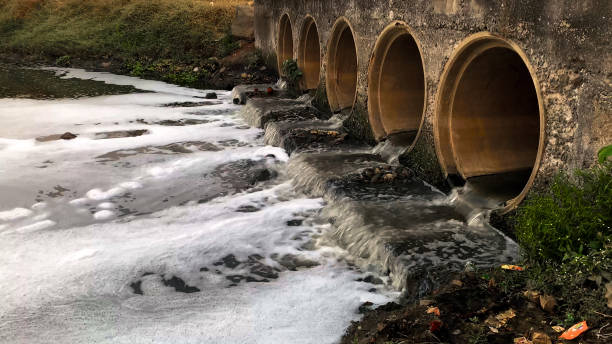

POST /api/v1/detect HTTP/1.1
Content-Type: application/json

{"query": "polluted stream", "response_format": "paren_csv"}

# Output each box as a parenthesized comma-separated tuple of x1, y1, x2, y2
(0, 66, 516, 343)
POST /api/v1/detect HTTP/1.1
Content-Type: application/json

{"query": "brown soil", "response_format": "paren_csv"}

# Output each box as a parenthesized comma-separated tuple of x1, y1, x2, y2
(343, 269, 611, 344)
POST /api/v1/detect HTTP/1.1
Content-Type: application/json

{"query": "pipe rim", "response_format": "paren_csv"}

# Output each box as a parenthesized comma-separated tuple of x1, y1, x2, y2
(297, 15, 321, 90)
(325, 17, 359, 112)
(367, 21, 427, 146)
(277, 13, 293, 75)
(434, 32, 545, 213)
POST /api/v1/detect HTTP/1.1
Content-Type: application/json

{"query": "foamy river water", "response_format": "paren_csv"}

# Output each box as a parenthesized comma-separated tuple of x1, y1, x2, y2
(0, 68, 397, 344)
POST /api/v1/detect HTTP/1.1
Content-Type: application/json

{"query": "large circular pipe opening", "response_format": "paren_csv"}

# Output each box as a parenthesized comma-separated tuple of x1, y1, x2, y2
(326, 18, 358, 112)
(298, 16, 321, 90)
(368, 22, 426, 143)
(435, 33, 544, 211)
(277, 14, 294, 74)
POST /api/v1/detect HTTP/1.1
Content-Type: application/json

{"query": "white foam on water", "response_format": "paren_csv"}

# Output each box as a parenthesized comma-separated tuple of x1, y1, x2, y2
(0, 207, 33, 221)
(14, 219, 56, 234)
(97, 202, 115, 209)
(93, 210, 116, 220)
(87, 187, 126, 201)
(0, 69, 397, 344)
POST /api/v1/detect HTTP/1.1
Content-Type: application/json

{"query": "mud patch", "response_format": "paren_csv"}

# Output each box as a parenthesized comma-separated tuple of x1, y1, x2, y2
(217, 139, 250, 148)
(161, 101, 222, 107)
(96, 141, 221, 162)
(0, 64, 141, 99)
(36, 132, 79, 142)
(134, 118, 211, 126)
(94, 129, 149, 140)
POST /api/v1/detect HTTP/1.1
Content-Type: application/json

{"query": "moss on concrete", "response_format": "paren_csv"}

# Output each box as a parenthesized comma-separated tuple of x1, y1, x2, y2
(342, 101, 376, 145)
(399, 133, 446, 190)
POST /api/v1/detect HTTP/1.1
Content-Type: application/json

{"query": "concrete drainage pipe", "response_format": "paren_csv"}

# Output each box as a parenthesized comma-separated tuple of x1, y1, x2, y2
(435, 33, 545, 211)
(326, 18, 358, 112)
(368, 22, 426, 145)
(298, 16, 321, 90)
(277, 14, 293, 75)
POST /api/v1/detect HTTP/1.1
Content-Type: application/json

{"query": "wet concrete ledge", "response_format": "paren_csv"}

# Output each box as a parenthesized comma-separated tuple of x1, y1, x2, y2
(238, 91, 518, 298)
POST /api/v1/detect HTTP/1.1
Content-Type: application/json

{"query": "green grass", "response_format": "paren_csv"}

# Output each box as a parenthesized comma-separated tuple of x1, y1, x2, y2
(510, 160, 611, 327)
(515, 162, 612, 262)
(0, 0, 249, 62)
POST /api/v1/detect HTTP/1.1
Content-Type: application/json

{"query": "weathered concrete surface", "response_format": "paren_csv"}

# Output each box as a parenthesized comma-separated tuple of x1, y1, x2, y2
(254, 0, 611, 201)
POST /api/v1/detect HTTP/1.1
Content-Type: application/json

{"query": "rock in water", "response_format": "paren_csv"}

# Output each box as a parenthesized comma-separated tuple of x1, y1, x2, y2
(60, 132, 77, 140)
(205, 92, 217, 99)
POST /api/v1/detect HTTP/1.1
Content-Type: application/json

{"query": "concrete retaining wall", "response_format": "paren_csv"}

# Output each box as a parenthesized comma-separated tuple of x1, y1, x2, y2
(254, 0, 611, 205)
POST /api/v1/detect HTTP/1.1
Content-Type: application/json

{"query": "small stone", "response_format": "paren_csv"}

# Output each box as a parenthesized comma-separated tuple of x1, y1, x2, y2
(539, 294, 557, 313)
(286, 219, 303, 226)
(451, 279, 463, 287)
(382, 173, 395, 182)
(358, 301, 374, 314)
(419, 299, 434, 306)
(221, 254, 241, 269)
(363, 275, 383, 285)
(523, 290, 540, 303)
(219, 66, 226, 73)
(193, 67, 200, 72)
(60, 132, 77, 140)
(452, 329, 461, 335)
(532, 332, 551, 344)
(205, 92, 217, 99)
(260, 66, 267, 71)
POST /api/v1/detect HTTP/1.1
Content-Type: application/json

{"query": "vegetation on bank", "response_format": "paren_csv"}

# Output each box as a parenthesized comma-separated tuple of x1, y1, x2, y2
(0, 0, 274, 88)
(0, 0, 245, 60)
(515, 162, 611, 262)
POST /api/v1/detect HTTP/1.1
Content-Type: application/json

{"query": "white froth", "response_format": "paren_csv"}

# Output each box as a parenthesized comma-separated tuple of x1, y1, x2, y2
(97, 202, 115, 209)
(0, 69, 396, 344)
(93, 210, 116, 220)
(15, 219, 56, 233)
(86, 187, 126, 201)
(0, 207, 33, 221)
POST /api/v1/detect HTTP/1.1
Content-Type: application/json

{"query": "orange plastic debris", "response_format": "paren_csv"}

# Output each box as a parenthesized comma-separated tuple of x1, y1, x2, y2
(559, 321, 588, 340)
(426, 307, 440, 316)
(501, 264, 524, 271)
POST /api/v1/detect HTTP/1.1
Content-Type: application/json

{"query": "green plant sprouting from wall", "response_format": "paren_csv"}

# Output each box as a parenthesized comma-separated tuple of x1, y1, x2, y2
(281, 58, 302, 96)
